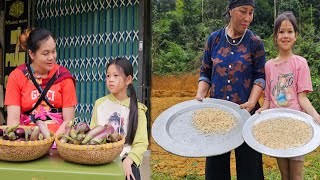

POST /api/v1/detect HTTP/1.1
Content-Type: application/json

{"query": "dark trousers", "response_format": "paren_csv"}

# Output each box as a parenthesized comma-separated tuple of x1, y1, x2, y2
(127, 164, 141, 180)
(205, 143, 264, 180)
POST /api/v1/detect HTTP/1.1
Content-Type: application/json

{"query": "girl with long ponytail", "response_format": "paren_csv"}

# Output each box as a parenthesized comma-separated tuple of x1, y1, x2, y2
(90, 58, 148, 180)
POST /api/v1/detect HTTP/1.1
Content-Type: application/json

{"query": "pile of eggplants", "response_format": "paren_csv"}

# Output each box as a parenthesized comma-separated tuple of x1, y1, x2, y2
(59, 121, 121, 145)
(0, 121, 52, 141)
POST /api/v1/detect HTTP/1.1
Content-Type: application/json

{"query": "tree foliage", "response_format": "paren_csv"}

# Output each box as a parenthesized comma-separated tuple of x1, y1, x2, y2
(152, 0, 320, 110)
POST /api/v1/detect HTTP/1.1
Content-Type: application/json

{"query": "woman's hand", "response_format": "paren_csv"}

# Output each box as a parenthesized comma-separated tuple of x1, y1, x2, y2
(6, 106, 21, 125)
(56, 107, 76, 135)
(195, 81, 210, 101)
(55, 120, 70, 135)
(195, 92, 204, 101)
(122, 157, 136, 180)
(240, 101, 255, 113)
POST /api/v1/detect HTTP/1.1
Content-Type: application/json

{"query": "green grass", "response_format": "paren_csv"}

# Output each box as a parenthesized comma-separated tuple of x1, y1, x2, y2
(151, 151, 320, 180)
(151, 172, 176, 180)
(304, 153, 320, 180)
(264, 168, 281, 180)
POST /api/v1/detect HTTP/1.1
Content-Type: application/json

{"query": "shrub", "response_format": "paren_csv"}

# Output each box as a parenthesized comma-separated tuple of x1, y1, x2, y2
(153, 41, 197, 75)
(308, 76, 320, 112)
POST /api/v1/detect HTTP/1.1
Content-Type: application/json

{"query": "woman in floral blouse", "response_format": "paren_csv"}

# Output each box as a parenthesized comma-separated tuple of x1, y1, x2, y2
(196, 0, 266, 179)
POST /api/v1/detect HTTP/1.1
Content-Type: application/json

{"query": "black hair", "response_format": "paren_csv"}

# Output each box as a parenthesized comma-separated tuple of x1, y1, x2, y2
(106, 57, 138, 145)
(26, 28, 56, 53)
(273, 11, 298, 45)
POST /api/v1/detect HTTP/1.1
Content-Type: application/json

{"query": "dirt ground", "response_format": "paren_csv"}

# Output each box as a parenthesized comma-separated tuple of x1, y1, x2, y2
(150, 73, 282, 178)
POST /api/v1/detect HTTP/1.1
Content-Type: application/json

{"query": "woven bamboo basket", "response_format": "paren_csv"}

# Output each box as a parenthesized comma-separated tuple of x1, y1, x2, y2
(0, 126, 55, 162)
(55, 134, 125, 165)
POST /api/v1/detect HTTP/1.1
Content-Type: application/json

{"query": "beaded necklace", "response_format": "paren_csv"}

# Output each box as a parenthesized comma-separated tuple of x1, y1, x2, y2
(225, 28, 247, 46)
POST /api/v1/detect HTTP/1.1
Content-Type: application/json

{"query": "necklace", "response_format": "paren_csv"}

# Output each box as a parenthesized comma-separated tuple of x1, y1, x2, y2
(34, 74, 42, 79)
(225, 28, 247, 46)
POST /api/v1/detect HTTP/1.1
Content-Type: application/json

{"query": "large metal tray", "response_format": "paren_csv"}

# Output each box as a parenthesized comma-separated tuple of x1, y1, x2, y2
(242, 108, 320, 158)
(152, 98, 251, 157)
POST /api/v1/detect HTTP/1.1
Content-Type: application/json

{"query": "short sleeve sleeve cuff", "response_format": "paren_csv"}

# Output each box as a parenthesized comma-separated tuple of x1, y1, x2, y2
(254, 78, 266, 90)
(198, 77, 211, 85)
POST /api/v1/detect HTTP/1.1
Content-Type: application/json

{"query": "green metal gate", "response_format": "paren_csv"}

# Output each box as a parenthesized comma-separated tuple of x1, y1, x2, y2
(32, 0, 150, 124)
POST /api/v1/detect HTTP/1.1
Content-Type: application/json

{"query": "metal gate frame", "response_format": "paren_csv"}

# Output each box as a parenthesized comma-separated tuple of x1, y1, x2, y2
(30, 0, 151, 126)
(138, 0, 151, 138)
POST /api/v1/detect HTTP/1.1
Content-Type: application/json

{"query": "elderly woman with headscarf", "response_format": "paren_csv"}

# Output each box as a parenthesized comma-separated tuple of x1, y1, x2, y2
(196, 0, 266, 179)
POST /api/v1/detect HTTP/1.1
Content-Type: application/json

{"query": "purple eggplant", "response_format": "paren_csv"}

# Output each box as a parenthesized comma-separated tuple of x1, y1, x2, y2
(59, 135, 69, 143)
(69, 126, 77, 139)
(5, 124, 19, 134)
(0, 128, 3, 136)
(90, 129, 109, 144)
(59, 135, 79, 144)
(81, 125, 105, 144)
(35, 120, 51, 139)
(30, 126, 40, 141)
(104, 125, 115, 134)
(14, 127, 25, 137)
(25, 129, 31, 141)
(75, 133, 86, 142)
(108, 133, 120, 142)
(74, 121, 90, 134)
(3, 134, 9, 140)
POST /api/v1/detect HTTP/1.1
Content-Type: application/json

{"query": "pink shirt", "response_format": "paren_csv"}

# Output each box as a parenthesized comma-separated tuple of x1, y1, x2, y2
(264, 55, 313, 111)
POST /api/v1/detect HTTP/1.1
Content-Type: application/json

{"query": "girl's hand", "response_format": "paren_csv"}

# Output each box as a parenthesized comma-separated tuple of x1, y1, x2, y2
(240, 101, 255, 113)
(255, 108, 264, 114)
(122, 157, 136, 180)
(315, 114, 320, 124)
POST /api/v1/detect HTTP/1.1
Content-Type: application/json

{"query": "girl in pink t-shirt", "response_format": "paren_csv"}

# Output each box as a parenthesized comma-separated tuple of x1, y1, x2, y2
(257, 12, 320, 180)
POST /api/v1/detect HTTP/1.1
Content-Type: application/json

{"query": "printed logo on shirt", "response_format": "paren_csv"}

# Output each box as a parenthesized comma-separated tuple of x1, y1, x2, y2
(31, 90, 55, 101)
(271, 73, 294, 107)
(108, 112, 125, 135)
